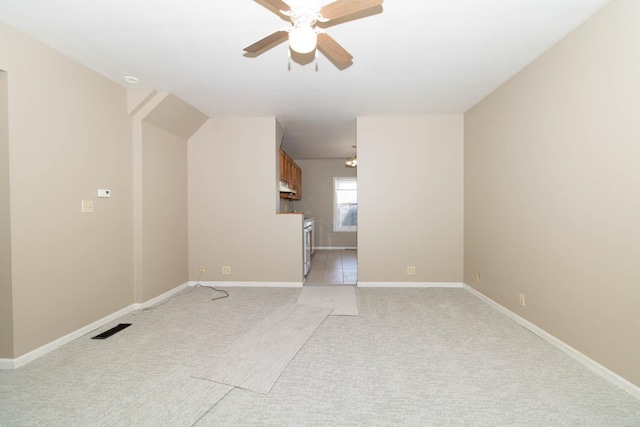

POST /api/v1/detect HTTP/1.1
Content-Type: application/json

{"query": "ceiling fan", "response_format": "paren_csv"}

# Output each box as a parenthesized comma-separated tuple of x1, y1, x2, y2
(244, 0, 383, 69)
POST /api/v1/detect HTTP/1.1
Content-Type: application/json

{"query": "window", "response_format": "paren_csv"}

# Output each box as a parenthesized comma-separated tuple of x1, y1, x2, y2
(333, 177, 357, 232)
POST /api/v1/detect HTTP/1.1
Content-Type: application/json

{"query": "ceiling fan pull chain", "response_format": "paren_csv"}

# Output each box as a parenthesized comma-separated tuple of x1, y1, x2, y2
(288, 48, 291, 71)
(315, 49, 319, 72)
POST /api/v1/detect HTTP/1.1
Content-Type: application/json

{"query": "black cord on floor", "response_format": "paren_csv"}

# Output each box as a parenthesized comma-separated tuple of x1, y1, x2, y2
(193, 283, 229, 301)
(193, 271, 230, 301)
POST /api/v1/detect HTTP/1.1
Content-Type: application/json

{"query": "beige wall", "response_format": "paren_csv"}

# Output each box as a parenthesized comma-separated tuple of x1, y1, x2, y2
(357, 115, 464, 283)
(140, 122, 189, 301)
(0, 21, 134, 356)
(0, 70, 13, 358)
(133, 94, 206, 302)
(464, 0, 640, 387)
(188, 117, 302, 284)
(294, 159, 357, 248)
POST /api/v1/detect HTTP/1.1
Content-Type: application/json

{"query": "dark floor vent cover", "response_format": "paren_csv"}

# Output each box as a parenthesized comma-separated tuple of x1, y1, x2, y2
(92, 323, 132, 340)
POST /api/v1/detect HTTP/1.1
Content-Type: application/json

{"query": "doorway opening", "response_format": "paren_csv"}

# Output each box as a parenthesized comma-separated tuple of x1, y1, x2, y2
(303, 175, 357, 286)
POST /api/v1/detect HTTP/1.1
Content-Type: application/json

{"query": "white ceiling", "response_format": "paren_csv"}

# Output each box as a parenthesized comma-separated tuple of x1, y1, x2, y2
(0, 0, 610, 159)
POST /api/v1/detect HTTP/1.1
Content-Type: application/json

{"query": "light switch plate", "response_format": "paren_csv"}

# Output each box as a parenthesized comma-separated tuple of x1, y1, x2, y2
(81, 200, 93, 213)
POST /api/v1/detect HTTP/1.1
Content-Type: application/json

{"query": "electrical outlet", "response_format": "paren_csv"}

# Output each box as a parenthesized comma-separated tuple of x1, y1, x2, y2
(199, 265, 206, 274)
(519, 293, 526, 307)
(81, 200, 93, 213)
(475, 272, 481, 283)
(407, 266, 416, 275)
(222, 266, 231, 275)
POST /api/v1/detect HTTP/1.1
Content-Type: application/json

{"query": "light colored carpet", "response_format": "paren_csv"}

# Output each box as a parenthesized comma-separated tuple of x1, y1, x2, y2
(197, 288, 640, 426)
(0, 287, 299, 426)
(297, 285, 359, 316)
(96, 366, 232, 427)
(194, 303, 332, 394)
(1, 287, 639, 426)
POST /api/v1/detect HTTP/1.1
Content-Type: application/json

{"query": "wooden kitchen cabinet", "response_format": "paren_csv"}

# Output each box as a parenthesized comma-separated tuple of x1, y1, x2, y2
(279, 148, 302, 200)
(293, 164, 302, 200)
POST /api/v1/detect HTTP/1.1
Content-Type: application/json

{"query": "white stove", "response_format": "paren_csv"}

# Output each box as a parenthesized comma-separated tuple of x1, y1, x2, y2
(303, 218, 314, 275)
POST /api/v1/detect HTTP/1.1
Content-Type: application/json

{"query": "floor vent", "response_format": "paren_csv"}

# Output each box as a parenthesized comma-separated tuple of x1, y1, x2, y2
(92, 323, 132, 340)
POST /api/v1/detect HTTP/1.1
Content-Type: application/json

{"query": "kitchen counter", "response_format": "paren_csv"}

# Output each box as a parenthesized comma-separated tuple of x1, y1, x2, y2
(275, 212, 314, 221)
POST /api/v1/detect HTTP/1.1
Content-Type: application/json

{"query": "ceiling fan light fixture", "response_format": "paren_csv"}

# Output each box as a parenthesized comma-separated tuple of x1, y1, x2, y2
(345, 145, 357, 168)
(289, 25, 317, 54)
(246, 0, 383, 67)
(345, 157, 357, 168)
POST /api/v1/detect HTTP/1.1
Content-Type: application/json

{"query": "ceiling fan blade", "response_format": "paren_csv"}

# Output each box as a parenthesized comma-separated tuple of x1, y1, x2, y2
(317, 33, 353, 68)
(319, 0, 383, 21)
(261, 0, 291, 13)
(244, 30, 289, 53)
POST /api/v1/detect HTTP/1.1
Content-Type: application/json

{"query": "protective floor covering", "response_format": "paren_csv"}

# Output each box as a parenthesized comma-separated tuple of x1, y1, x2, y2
(297, 285, 359, 316)
(96, 366, 232, 427)
(194, 303, 332, 394)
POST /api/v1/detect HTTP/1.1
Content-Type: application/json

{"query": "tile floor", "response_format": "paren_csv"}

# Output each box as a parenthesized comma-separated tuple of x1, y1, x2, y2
(304, 249, 357, 286)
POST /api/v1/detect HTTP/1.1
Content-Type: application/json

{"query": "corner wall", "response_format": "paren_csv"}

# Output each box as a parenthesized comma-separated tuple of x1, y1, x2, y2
(133, 94, 207, 302)
(464, 0, 640, 387)
(357, 115, 464, 284)
(140, 123, 189, 300)
(188, 117, 302, 284)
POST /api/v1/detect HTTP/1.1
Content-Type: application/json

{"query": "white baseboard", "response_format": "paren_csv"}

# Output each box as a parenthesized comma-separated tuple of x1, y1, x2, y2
(0, 358, 16, 369)
(0, 282, 191, 370)
(188, 281, 303, 288)
(4, 304, 136, 370)
(358, 282, 464, 288)
(139, 282, 190, 309)
(314, 247, 357, 250)
(463, 284, 640, 401)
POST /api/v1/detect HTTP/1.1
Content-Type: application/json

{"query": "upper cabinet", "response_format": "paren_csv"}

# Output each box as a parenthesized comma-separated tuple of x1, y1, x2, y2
(279, 148, 302, 200)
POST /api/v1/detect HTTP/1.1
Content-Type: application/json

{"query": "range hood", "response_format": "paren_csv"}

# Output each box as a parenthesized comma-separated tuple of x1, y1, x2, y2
(279, 181, 295, 193)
